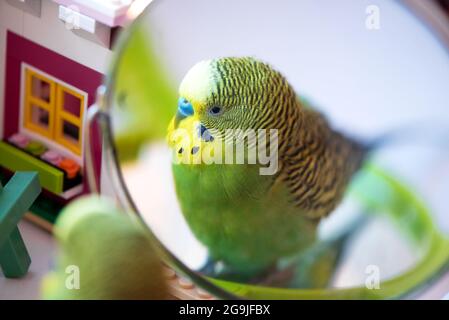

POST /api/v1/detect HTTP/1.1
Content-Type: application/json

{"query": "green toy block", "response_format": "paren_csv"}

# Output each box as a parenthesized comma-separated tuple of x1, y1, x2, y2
(0, 227, 31, 278)
(0, 172, 41, 278)
(0, 142, 63, 194)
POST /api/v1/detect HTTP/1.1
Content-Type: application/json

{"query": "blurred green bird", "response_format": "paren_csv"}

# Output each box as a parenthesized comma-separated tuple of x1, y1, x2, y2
(41, 196, 167, 300)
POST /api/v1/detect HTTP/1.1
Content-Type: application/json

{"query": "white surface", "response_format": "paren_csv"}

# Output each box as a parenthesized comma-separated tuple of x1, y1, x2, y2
(53, 0, 148, 27)
(59, 5, 97, 33)
(56, 0, 133, 18)
(0, 221, 56, 300)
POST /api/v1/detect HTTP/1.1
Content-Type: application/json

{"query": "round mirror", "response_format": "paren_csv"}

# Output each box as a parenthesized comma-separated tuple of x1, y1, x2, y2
(94, 0, 449, 299)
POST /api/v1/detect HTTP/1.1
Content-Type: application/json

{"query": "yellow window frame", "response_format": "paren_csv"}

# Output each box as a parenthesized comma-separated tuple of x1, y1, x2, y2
(23, 69, 56, 139)
(22, 66, 85, 156)
(55, 85, 85, 155)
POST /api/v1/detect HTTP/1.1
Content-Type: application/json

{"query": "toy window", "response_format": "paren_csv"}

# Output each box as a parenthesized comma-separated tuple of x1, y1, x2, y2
(23, 67, 85, 155)
(24, 70, 55, 139)
(55, 86, 84, 154)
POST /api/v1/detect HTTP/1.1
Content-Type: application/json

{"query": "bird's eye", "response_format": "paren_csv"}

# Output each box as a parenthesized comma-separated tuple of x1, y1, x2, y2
(208, 106, 222, 116)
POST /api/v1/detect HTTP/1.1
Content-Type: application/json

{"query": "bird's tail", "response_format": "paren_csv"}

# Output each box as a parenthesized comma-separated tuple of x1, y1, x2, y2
(365, 121, 449, 151)
(285, 213, 371, 289)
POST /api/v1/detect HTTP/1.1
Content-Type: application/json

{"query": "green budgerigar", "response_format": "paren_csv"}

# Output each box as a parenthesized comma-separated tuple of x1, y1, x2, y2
(167, 57, 367, 284)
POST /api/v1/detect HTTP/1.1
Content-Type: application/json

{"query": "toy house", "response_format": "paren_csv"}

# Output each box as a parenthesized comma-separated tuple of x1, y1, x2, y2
(0, 0, 139, 229)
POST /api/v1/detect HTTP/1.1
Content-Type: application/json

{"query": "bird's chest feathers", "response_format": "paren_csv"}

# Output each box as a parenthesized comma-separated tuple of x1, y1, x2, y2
(172, 162, 272, 204)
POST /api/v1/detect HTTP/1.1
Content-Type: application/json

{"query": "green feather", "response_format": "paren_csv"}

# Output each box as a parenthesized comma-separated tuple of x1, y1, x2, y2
(173, 162, 317, 278)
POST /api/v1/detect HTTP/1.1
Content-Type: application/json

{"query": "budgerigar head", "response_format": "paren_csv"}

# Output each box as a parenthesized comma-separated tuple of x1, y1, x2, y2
(169, 57, 298, 141)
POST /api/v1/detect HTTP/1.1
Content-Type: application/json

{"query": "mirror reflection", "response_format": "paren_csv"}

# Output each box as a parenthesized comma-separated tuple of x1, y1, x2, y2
(106, 0, 449, 298)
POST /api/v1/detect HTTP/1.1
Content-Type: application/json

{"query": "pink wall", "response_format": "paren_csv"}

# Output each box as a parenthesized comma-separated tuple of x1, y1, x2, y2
(3, 31, 103, 193)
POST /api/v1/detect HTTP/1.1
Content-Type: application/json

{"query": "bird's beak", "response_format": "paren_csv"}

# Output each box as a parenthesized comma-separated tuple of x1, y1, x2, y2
(174, 97, 194, 128)
(174, 113, 182, 128)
